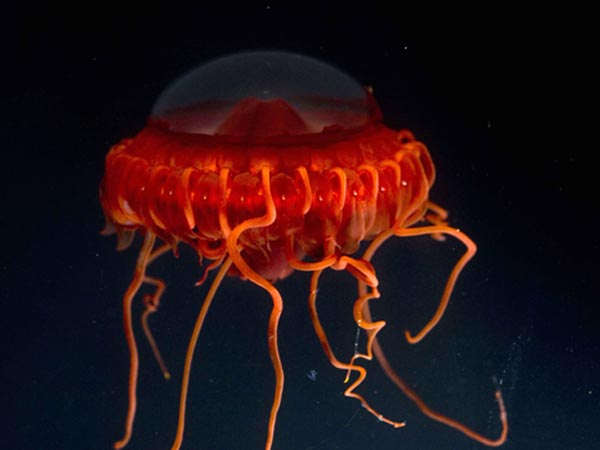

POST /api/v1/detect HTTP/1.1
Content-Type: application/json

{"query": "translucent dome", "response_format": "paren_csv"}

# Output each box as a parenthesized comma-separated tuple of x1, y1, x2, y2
(150, 51, 378, 137)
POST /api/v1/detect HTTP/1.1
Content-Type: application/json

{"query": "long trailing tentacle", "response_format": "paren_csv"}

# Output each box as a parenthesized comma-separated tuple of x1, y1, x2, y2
(393, 224, 477, 344)
(171, 257, 233, 450)
(139, 242, 174, 378)
(307, 269, 405, 428)
(354, 217, 507, 446)
(223, 166, 284, 450)
(114, 231, 157, 450)
(357, 277, 508, 446)
(141, 275, 171, 380)
(360, 206, 477, 344)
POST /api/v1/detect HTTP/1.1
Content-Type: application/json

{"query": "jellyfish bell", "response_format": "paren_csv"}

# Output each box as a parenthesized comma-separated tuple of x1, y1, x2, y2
(150, 50, 378, 137)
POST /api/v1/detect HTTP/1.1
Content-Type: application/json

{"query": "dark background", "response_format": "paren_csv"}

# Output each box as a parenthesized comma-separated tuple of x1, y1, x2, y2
(2, 4, 597, 450)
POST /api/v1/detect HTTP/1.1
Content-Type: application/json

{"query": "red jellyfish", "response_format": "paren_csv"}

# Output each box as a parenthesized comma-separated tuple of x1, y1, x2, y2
(100, 51, 508, 449)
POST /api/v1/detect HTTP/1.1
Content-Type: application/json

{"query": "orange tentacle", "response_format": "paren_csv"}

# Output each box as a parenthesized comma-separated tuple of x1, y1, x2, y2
(171, 257, 233, 450)
(114, 232, 157, 450)
(356, 223, 507, 446)
(140, 275, 170, 379)
(307, 270, 405, 429)
(224, 166, 285, 450)
(393, 225, 477, 344)
(359, 282, 508, 446)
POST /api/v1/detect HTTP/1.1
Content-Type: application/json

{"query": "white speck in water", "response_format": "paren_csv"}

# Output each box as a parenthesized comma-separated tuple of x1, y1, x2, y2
(307, 369, 318, 381)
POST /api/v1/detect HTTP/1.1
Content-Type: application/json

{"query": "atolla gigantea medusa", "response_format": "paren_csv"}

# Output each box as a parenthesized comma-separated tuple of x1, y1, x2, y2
(100, 51, 508, 449)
